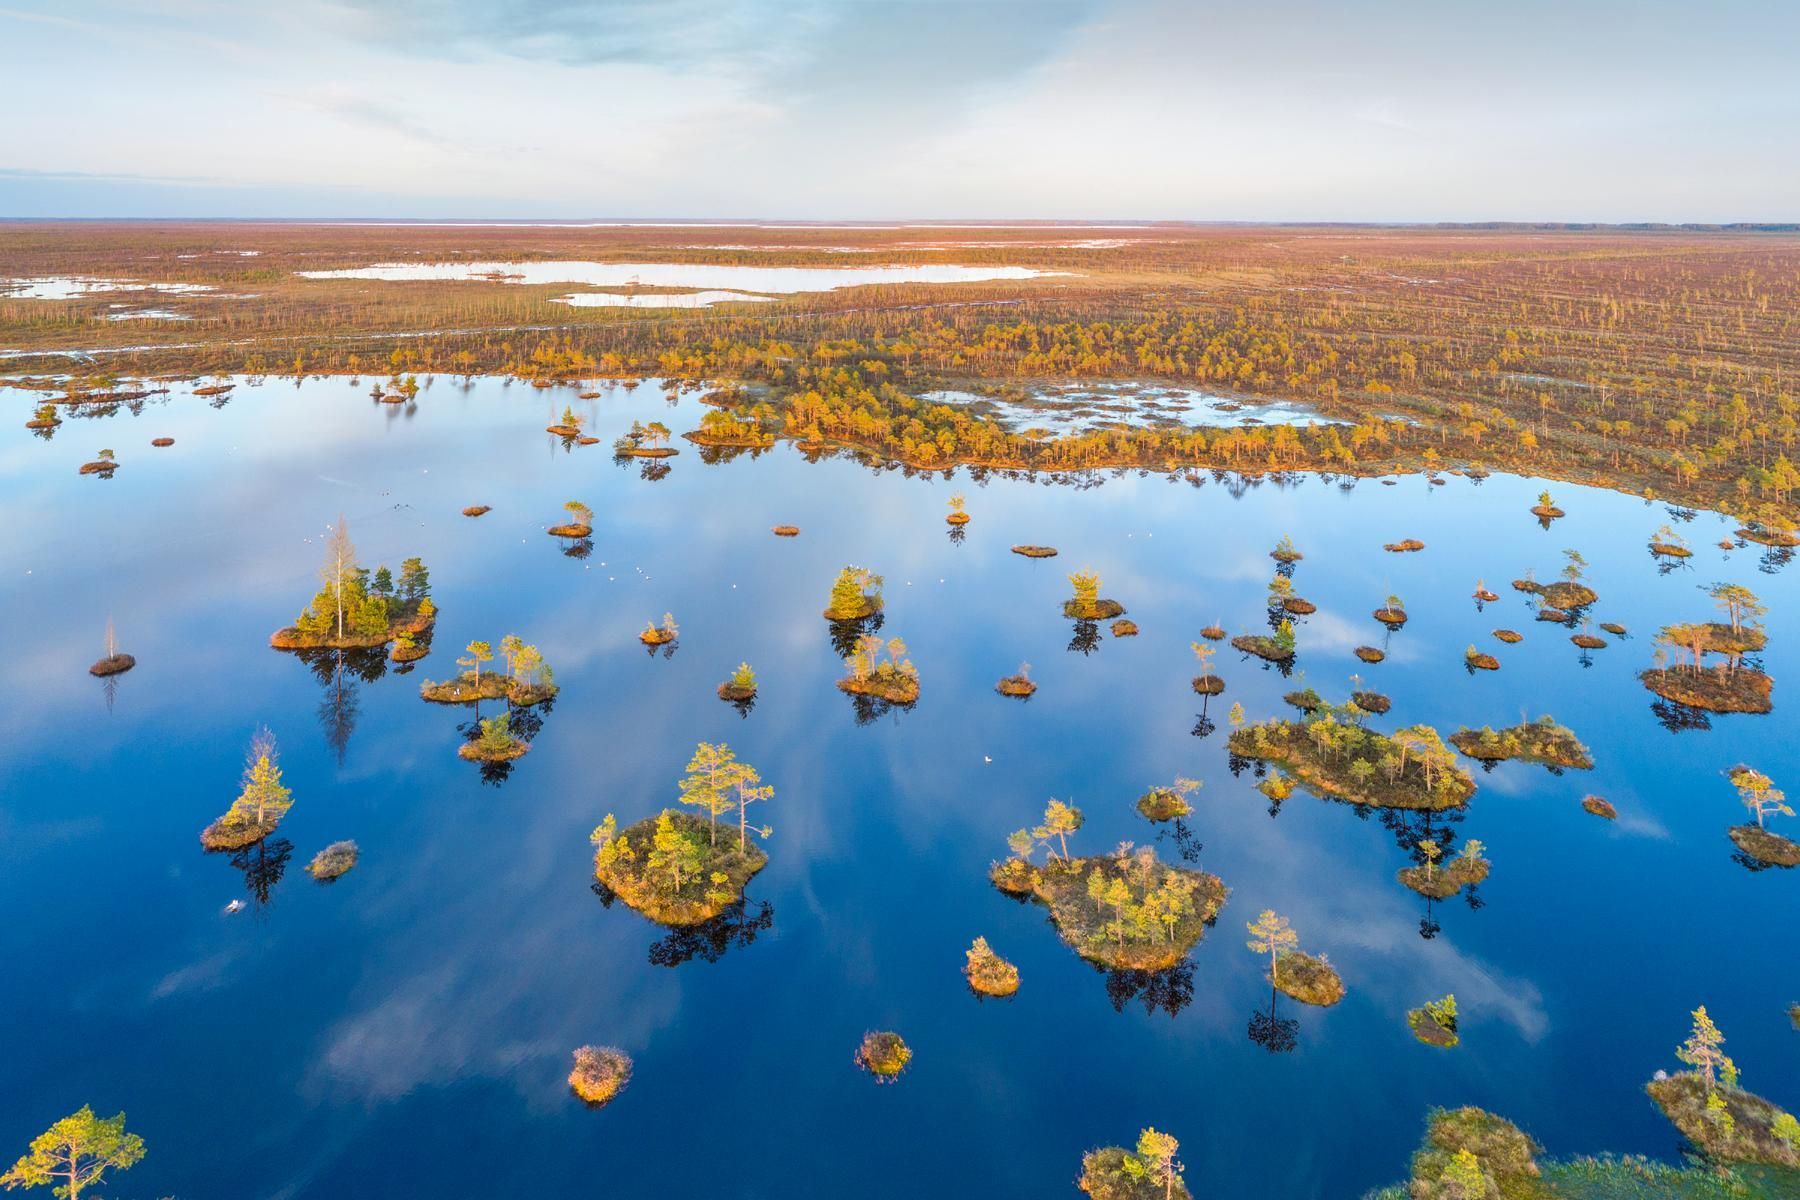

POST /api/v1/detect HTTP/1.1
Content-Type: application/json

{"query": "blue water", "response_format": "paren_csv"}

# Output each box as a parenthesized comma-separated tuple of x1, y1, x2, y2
(2, 375, 1796, 1198)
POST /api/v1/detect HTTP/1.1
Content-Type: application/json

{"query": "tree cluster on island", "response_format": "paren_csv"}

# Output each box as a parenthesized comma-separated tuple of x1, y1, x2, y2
(271, 517, 433, 651)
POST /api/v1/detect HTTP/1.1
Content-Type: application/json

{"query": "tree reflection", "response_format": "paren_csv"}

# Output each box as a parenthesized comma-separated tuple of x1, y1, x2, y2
(947, 525, 967, 546)
(226, 837, 293, 911)
(828, 614, 884, 661)
(1102, 959, 1194, 1017)
(562, 537, 594, 560)
(1651, 699, 1712, 734)
(647, 900, 774, 967)
(1067, 619, 1101, 655)
(1247, 985, 1299, 1053)
(1155, 817, 1204, 865)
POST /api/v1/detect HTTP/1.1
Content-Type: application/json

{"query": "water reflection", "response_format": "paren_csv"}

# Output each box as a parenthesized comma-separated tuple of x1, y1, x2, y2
(1247, 985, 1300, 1053)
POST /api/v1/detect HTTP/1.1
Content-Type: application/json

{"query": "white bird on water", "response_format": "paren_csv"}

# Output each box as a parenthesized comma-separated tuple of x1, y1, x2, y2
(224, 899, 246, 914)
(983, 755, 992, 764)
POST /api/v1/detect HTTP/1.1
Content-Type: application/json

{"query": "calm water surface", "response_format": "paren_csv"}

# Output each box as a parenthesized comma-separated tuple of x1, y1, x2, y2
(2, 376, 1797, 1198)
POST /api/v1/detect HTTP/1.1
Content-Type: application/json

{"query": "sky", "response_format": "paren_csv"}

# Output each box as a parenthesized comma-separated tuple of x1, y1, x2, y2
(1, 0, 1796, 221)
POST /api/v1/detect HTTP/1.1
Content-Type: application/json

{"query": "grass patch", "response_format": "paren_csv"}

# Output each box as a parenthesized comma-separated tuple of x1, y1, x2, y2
(306, 841, 359, 881)
(1272, 950, 1344, 1006)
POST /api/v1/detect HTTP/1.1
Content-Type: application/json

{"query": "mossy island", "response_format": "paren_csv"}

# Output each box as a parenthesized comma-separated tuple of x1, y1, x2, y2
(1472, 580, 1499, 602)
(639, 613, 679, 647)
(1464, 646, 1500, 671)
(200, 729, 293, 852)
(1064, 569, 1125, 620)
(1736, 516, 1800, 547)
(545, 405, 586, 438)
(1647, 1009, 1800, 1168)
(389, 632, 429, 663)
(1270, 534, 1303, 564)
(1078, 1130, 1189, 1200)
(1229, 707, 1475, 810)
(459, 715, 530, 762)
(462, 504, 491, 517)
(1352, 690, 1392, 714)
(1450, 716, 1592, 771)
(1137, 778, 1200, 823)
(568, 1046, 632, 1108)
(685, 408, 777, 449)
(1247, 910, 1343, 1006)
(1600, 621, 1627, 636)
(1571, 631, 1607, 649)
(1650, 524, 1693, 558)
(1199, 623, 1226, 641)
(1531, 489, 1566, 520)
(771, 524, 800, 537)
(1398, 840, 1490, 898)
(854, 1031, 912, 1081)
(89, 619, 134, 677)
(945, 493, 971, 525)
(420, 636, 557, 706)
(1384, 538, 1426, 553)
(79, 449, 119, 475)
(822, 565, 884, 621)
(1189, 639, 1225, 694)
(964, 937, 1020, 998)
(1373, 593, 1409, 626)
(1516, 552, 1599, 611)
(1408, 994, 1460, 1047)
(992, 804, 1227, 972)
(1111, 618, 1139, 637)
(151, 436, 174, 447)
(1726, 766, 1797, 866)
(1011, 544, 1058, 558)
(270, 518, 434, 652)
(997, 662, 1037, 698)
(1232, 620, 1296, 664)
(1355, 645, 1386, 663)
(717, 661, 758, 703)
(614, 419, 677, 457)
(591, 743, 773, 926)
(1493, 629, 1523, 644)
(1583, 795, 1618, 819)
(546, 499, 593, 538)
(1643, 590, 1773, 713)
(837, 633, 920, 705)
(306, 840, 359, 881)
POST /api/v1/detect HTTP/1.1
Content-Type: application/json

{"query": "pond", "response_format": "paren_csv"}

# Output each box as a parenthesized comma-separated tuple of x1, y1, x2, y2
(2, 277, 217, 300)
(295, 259, 1061, 295)
(920, 381, 1355, 435)
(2, 375, 1796, 1198)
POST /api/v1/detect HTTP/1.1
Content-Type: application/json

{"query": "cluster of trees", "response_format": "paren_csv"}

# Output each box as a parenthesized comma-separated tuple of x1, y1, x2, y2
(1231, 704, 1469, 807)
(201, 728, 294, 848)
(291, 517, 432, 640)
(676, 742, 773, 852)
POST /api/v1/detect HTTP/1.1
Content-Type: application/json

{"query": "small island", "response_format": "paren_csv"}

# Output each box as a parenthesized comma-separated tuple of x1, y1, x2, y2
(462, 504, 491, 517)
(1726, 765, 1798, 867)
(991, 803, 1227, 971)
(420, 636, 557, 706)
(1229, 707, 1475, 810)
(1111, 618, 1139, 637)
(1642, 586, 1773, 713)
(1011, 544, 1058, 558)
(717, 661, 758, 703)
(1270, 534, 1303, 564)
(89, 618, 135, 677)
(1373, 593, 1409, 626)
(458, 714, 529, 762)
(547, 499, 593, 538)
(1397, 839, 1490, 898)
(822, 565, 884, 621)
(1464, 645, 1499, 671)
(1355, 645, 1386, 663)
(996, 661, 1037, 698)
(1408, 994, 1459, 1047)
(1248, 910, 1344, 1006)
(590, 743, 773, 925)
(964, 937, 1020, 998)
(1078, 1129, 1188, 1200)
(854, 1031, 911, 1082)
(837, 633, 920, 705)
(568, 1046, 632, 1108)
(1493, 629, 1523, 644)
(79, 449, 119, 476)
(200, 729, 293, 851)
(1383, 538, 1426, 553)
(270, 519, 435, 652)
(1189, 641, 1224, 694)
(686, 408, 776, 449)
(639, 613, 679, 647)
(306, 840, 359, 881)
(614, 419, 677, 457)
(1137, 777, 1200, 823)
(1646, 1008, 1800, 1168)
(1582, 794, 1618, 819)
(1064, 569, 1125, 620)
(1232, 621, 1297, 664)
(945, 493, 970, 525)
(1531, 489, 1566, 520)
(1515, 551, 1599, 610)
(771, 524, 800, 537)
(1449, 716, 1593, 771)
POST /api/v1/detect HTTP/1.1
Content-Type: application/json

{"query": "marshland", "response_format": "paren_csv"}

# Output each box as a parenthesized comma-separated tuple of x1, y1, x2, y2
(3, 234, 1799, 1198)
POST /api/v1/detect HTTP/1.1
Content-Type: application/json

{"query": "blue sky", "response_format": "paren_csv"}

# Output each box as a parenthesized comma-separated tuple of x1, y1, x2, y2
(2, 0, 1796, 220)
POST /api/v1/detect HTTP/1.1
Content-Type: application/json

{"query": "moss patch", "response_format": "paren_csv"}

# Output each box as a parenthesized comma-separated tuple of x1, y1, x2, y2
(1583, 795, 1618, 820)
(1408, 1006, 1460, 1048)
(1494, 629, 1524, 644)
(1065, 598, 1126, 620)
(1011, 544, 1058, 557)
(1191, 675, 1226, 696)
(1111, 618, 1139, 637)
(546, 522, 592, 538)
(1384, 539, 1427, 552)
(89, 653, 136, 677)
(307, 841, 359, 880)
(568, 1046, 632, 1107)
(1728, 824, 1800, 867)
(996, 675, 1036, 698)
(1272, 950, 1344, 1006)
(1233, 634, 1294, 663)
(964, 938, 1020, 998)
(1355, 645, 1386, 663)
(1137, 787, 1193, 823)
(855, 1031, 912, 1081)
(1353, 690, 1392, 714)
(462, 505, 491, 517)
(419, 671, 556, 707)
(838, 674, 920, 704)
(1373, 606, 1409, 625)
(771, 525, 800, 536)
